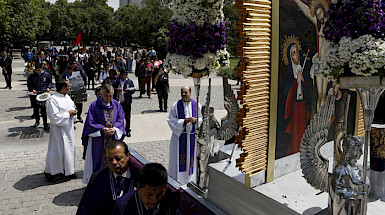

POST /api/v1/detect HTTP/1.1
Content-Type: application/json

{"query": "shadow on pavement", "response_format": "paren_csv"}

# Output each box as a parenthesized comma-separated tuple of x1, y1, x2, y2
(141, 109, 161, 114)
(17, 95, 30, 98)
(8, 126, 39, 137)
(6, 106, 30, 112)
(14, 170, 84, 192)
(52, 187, 86, 206)
(13, 172, 51, 191)
(14, 115, 33, 122)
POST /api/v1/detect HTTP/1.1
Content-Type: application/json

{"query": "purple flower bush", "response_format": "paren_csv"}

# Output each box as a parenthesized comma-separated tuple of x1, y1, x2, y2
(324, 0, 385, 43)
(166, 19, 229, 58)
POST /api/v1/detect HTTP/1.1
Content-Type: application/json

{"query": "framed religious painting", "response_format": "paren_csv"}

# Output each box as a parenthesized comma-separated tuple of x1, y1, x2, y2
(273, 0, 357, 173)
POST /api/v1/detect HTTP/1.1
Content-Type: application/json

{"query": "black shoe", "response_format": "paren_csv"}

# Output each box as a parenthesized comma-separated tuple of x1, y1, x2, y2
(66, 173, 77, 179)
(160, 109, 164, 112)
(126, 132, 131, 137)
(44, 171, 51, 179)
(31, 114, 36, 119)
(44, 124, 49, 130)
(163, 109, 167, 112)
(77, 117, 83, 123)
(33, 122, 40, 128)
(8, 87, 12, 89)
(47, 173, 65, 183)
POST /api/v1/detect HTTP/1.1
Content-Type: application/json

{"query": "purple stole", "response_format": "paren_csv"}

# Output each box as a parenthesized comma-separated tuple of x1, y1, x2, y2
(177, 99, 197, 175)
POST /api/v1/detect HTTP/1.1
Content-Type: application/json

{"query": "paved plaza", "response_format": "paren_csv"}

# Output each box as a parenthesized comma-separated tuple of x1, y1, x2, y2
(0, 53, 236, 214)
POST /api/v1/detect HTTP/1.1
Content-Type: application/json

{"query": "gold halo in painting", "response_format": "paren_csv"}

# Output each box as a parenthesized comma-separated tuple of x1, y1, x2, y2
(310, 0, 329, 17)
(281, 35, 301, 66)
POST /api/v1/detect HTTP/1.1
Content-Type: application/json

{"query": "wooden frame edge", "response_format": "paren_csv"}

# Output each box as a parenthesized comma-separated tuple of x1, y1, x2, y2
(266, 0, 279, 183)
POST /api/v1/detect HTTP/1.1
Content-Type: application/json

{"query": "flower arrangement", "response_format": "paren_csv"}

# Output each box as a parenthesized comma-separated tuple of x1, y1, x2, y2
(164, 0, 230, 78)
(321, 0, 385, 82)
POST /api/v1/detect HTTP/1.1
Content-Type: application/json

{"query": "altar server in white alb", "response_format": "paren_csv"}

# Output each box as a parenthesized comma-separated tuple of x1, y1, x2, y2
(45, 80, 78, 182)
(167, 86, 202, 185)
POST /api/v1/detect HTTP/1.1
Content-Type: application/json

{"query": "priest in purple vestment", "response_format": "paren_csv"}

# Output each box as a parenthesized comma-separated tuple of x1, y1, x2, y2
(167, 86, 202, 185)
(82, 84, 126, 184)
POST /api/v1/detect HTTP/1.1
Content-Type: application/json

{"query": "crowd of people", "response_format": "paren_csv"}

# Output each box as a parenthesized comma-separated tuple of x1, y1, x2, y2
(2, 45, 203, 214)
(20, 45, 170, 124)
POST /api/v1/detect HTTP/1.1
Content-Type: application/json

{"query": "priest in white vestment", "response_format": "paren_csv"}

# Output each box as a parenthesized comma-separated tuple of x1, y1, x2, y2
(45, 80, 77, 181)
(167, 86, 202, 185)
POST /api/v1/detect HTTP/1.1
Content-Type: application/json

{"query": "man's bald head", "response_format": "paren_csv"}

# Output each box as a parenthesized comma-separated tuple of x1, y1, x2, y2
(181, 86, 192, 102)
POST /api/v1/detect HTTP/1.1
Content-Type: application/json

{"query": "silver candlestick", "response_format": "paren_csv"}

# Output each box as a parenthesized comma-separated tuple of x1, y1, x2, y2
(356, 88, 385, 214)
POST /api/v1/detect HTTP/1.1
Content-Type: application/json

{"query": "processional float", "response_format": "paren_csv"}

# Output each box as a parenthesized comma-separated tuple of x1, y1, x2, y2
(164, 0, 385, 214)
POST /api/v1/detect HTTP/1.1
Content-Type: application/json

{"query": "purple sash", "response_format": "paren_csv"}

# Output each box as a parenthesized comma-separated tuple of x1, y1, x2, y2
(177, 99, 197, 175)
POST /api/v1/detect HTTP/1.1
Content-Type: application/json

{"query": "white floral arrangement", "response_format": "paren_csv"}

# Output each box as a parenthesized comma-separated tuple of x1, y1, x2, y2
(164, 0, 230, 78)
(321, 34, 385, 82)
(172, 0, 224, 26)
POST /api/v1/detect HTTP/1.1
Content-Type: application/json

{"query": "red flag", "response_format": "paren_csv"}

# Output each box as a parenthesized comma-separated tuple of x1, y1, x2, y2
(103, 45, 107, 51)
(73, 32, 83, 47)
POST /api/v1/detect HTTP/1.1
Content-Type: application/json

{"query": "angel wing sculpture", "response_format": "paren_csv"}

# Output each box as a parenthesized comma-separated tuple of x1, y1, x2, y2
(301, 89, 369, 214)
(196, 77, 240, 190)
(300, 88, 336, 192)
(218, 77, 240, 141)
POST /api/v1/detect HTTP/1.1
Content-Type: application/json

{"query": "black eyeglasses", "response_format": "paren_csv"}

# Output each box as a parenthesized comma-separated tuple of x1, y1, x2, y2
(42, 63, 47, 65)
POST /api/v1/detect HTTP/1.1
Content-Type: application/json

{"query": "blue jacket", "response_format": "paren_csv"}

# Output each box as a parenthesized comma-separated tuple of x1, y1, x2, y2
(27, 70, 52, 93)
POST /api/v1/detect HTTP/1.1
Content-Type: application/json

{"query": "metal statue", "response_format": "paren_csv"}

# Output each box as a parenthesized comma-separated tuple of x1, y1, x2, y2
(196, 77, 239, 190)
(300, 89, 369, 214)
(330, 136, 369, 215)
(218, 77, 240, 141)
(300, 88, 336, 192)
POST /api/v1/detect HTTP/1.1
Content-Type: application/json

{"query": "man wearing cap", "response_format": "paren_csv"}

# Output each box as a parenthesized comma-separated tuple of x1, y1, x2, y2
(27, 63, 52, 130)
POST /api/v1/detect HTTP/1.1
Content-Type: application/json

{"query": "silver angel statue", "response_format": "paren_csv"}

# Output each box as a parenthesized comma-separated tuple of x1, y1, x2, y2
(300, 89, 369, 215)
(196, 77, 239, 190)
(330, 136, 369, 215)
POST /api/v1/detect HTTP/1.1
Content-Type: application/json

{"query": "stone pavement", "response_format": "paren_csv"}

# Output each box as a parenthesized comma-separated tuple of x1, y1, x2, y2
(0, 53, 236, 214)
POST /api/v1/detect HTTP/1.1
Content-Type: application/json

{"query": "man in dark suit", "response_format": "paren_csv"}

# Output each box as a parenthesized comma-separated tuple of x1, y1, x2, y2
(35, 51, 47, 65)
(112, 163, 180, 215)
(1, 50, 12, 89)
(112, 71, 135, 137)
(77, 141, 136, 215)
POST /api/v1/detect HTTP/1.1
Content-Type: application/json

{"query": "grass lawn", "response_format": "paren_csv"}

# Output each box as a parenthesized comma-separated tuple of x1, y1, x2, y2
(229, 57, 240, 71)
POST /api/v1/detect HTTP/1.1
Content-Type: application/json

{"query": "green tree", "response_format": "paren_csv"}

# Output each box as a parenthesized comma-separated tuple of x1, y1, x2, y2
(49, 0, 113, 44)
(0, 0, 50, 47)
(223, 1, 241, 57)
(49, 0, 73, 42)
(112, 0, 173, 55)
(0, 0, 12, 46)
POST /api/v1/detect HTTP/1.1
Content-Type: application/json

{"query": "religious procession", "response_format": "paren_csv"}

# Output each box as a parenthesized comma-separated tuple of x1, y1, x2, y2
(1, 0, 385, 214)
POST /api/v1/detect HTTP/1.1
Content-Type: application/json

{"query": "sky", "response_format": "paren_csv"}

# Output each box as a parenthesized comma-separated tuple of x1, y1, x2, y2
(46, 0, 119, 11)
